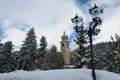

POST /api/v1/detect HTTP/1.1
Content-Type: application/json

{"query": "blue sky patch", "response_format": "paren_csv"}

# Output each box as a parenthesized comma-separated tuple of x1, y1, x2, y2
(0, 20, 4, 38)
(75, 0, 89, 5)
(12, 23, 30, 31)
(0, 28, 5, 38)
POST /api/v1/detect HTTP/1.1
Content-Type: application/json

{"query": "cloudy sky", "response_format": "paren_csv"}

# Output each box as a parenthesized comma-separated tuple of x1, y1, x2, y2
(0, 0, 120, 51)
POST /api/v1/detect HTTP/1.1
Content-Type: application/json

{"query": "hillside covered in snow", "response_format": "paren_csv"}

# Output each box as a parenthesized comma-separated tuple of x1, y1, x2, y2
(0, 69, 120, 80)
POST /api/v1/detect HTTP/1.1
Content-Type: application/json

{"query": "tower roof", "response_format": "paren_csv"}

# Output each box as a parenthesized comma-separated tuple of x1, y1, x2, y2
(62, 31, 68, 40)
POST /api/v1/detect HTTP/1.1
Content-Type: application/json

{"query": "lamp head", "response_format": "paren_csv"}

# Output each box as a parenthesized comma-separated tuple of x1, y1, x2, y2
(71, 14, 83, 25)
(89, 4, 103, 17)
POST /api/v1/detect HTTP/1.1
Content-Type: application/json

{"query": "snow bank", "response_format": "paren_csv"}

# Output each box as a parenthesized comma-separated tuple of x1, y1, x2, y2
(0, 69, 120, 80)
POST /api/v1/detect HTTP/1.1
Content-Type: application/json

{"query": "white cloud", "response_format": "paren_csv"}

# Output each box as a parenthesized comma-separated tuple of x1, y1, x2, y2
(0, 0, 78, 25)
(1, 0, 120, 51)
(96, 7, 120, 43)
(0, 20, 12, 29)
(0, 0, 84, 51)
(2, 27, 26, 46)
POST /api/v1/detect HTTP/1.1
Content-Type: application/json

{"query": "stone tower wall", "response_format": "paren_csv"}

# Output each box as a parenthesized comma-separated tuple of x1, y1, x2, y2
(60, 32, 70, 65)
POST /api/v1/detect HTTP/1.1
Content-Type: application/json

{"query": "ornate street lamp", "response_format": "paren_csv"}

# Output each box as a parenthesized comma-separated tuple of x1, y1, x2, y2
(71, 4, 103, 80)
(71, 14, 84, 33)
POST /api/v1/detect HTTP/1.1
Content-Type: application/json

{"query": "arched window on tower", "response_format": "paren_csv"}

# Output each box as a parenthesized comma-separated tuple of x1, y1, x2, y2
(62, 43, 64, 47)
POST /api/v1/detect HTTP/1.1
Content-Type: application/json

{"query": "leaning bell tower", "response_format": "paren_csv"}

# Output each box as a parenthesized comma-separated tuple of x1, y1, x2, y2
(60, 31, 70, 65)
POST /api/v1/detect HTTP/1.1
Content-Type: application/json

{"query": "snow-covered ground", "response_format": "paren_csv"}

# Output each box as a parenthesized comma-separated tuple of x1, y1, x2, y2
(0, 69, 120, 80)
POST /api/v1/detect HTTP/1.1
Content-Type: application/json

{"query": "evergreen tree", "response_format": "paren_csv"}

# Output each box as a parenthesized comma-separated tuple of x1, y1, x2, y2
(91, 42, 110, 69)
(0, 41, 16, 73)
(45, 45, 64, 69)
(18, 28, 38, 71)
(13, 50, 19, 70)
(39, 36, 47, 57)
(38, 36, 47, 69)
(0, 40, 4, 55)
(40, 36, 47, 50)
(102, 34, 120, 73)
(73, 24, 89, 68)
(0, 40, 4, 72)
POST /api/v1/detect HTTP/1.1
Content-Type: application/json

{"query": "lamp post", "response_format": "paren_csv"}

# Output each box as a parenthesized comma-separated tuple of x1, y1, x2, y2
(71, 4, 103, 80)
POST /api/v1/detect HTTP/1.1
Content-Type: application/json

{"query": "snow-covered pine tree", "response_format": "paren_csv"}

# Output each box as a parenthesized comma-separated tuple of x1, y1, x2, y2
(39, 36, 47, 57)
(13, 50, 19, 70)
(0, 40, 4, 72)
(0, 40, 4, 55)
(45, 45, 64, 69)
(102, 34, 120, 73)
(37, 36, 47, 69)
(0, 41, 16, 73)
(73, 24, 90, 68)
(18, 28, 38, 71)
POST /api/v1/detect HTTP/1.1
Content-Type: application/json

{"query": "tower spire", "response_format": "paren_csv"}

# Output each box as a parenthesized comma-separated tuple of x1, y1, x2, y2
(63, 30, 65, 34)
